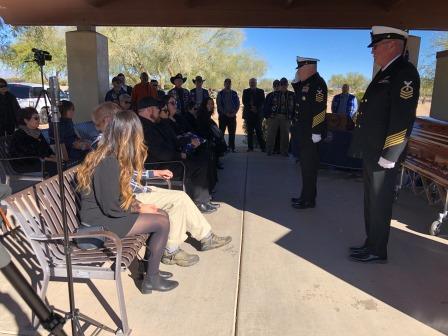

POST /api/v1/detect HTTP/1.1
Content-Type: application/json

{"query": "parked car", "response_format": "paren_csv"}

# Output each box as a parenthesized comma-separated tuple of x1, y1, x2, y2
(8, 82, 69, 123)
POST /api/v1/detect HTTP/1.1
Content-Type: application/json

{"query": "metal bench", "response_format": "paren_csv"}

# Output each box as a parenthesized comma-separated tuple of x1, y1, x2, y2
(0, 136, 45, 186)
(3, 166, 147, 335)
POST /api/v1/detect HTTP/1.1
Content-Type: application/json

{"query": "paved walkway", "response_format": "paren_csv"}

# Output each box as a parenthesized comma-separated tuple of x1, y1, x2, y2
(1, 150, 448, 335)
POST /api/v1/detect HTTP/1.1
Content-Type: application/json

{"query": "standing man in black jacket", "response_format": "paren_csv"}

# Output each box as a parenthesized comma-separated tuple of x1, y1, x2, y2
(349, 26, 420, 263)
(0, 79, 20, 137)
(242, 78, 266, 152)
(291, 57, 328, 209)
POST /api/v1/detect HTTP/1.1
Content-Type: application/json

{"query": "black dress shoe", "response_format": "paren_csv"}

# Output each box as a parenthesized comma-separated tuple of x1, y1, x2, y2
(196, 203, 217, 214)
(207, 201, 221, 208)
(349, 252, 387, 264)
(349, 247, 369, 255)
(349, 244, 367, 252)
(141, 274, 179, 294)
(292, 201, 315, 209)
(291, 197, 302, 203)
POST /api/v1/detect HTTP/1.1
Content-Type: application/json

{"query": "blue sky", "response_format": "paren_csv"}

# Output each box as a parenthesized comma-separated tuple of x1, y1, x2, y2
(242, 28, 444, 81)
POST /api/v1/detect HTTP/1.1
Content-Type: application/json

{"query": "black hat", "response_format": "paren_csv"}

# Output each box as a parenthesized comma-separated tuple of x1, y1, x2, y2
(368, 26, 408, 48)
(192, 75, 205, 84)
(137, 97, 162, 110)
(279, 77, 288, 84)
(170, 73, 187, 85)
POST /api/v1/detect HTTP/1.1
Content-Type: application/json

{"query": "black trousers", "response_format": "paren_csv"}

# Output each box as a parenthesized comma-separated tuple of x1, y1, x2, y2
(363, 159, 398, 258)
(245, 117, 265, 150)
(299, 139, 320, 202)
(219, 115, 237, 150)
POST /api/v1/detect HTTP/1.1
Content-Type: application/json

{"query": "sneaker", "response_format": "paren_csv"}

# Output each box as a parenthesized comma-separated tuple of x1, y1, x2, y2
(161, 249, 200, 267)
(200, 233, 232, 251)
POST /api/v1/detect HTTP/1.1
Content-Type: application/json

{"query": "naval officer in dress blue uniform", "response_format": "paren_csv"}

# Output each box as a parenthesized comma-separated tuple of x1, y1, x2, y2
(349, 26, 420, 263)
(291, 57, 328, 209)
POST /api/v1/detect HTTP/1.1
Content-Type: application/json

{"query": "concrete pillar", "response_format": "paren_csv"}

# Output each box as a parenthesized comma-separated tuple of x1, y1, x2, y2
(66, 27, 109, 122)
(430, 50, 448, 121)
(373, 35, 421, 77)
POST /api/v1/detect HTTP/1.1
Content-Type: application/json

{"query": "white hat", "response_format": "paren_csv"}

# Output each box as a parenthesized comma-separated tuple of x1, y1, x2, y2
(296, 56, 319, 69)
(368, 26, 408, 47)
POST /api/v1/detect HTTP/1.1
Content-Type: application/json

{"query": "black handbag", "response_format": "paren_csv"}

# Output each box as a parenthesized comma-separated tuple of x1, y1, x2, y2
(75, 223, 105, 250)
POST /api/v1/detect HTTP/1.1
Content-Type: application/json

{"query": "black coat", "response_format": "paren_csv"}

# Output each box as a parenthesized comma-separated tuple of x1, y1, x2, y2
(350, 57, 420, 163)
(0, 92, 20, 136)
(292, 73, 328, 141)
(9, 128, 55, 173)
(242, 88, 265, 120)
(139, 116, 182, 163)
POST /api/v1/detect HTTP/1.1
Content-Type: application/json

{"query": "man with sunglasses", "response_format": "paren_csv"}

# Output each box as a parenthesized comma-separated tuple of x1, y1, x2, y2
(0, 78, 20, 137)
(349, 26, 420, 263)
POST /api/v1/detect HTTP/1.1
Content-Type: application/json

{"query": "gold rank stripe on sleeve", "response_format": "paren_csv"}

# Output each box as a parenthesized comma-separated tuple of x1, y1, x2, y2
(316, 91, 324, 103)
(312, 110, 326, 128)
(383, 129, 407, 149)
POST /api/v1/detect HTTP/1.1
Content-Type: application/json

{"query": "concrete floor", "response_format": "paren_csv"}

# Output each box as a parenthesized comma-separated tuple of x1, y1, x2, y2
(1, 150, 448, 335)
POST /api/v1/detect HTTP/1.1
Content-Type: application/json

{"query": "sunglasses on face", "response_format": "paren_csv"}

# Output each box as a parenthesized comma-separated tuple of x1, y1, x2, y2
(0, 85, 7, 89)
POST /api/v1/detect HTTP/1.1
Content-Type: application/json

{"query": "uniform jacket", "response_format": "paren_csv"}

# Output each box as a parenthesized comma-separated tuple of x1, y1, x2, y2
(350, 57, 420, 163)
(168, 87, 191, 114)
(331, 93, 358, 117)
(242, 88, 265, 120)
(264, 90, 295, 119)
(216, 89, 240, 116)
(291, 72, 328, 139)
(190, 88, 210, 107)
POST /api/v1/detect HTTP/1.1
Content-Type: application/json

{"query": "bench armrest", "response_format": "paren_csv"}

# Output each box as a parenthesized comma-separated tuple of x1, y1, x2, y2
(144, 161, 186, 189)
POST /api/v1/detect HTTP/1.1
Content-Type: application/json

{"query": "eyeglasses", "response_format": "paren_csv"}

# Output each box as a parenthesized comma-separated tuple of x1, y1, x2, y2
(0, 85, 7, 89)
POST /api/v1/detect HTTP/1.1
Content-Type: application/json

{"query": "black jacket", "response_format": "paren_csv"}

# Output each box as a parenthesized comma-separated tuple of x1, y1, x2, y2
(139, 116, 182, 163)
(350, 57, 420, 163)
(292, 73, 328, 140)
(0, 92, 20, 136)
(242, 88, 265, 120)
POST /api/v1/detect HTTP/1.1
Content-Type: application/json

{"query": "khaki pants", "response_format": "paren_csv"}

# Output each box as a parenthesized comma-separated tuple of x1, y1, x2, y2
(266, 114, 290, 155)
(135, 187, 211, 249)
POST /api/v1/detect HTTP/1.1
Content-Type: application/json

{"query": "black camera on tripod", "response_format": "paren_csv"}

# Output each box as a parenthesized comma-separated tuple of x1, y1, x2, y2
(32, 48, 52, 66)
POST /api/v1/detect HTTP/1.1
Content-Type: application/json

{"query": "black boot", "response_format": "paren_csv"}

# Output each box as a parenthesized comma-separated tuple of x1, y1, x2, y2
(141, 274, 179, 294)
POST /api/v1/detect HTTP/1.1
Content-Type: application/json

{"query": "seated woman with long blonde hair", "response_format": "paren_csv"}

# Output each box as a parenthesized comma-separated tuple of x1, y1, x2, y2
(77, 110, 178, 294)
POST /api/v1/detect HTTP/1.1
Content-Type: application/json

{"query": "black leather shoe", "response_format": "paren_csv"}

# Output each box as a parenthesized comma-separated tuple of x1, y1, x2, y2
(292, 201, 315, 209)
(141, 274, 179, 294)
(349, 247, 369, 255)
(196, 203, 217, 214)
(349, 252, 387, 264)
(291, 197, 302, 203)
(349, 244, 367, 252)
(207, 202, 220, 208)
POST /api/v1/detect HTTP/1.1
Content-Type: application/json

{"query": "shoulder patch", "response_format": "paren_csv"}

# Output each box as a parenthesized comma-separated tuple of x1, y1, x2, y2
(400, 81, 414, 100)
(316, 89, 324, 103)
